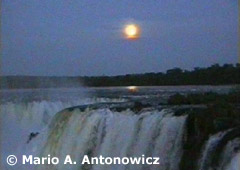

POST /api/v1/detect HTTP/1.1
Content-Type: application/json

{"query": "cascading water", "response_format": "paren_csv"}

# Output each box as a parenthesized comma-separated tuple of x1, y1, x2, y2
(1, 87, 239, 170)
(1, 97, 126, 170)
(2, 101, 240, 170)
(198, 130, 240, 170)
(33, 108, 187, 170)
(198, 131, 229, 170)
(224, 152, 240, 170)
(2, 102, 240, 170)
(218, 138, 240, 170)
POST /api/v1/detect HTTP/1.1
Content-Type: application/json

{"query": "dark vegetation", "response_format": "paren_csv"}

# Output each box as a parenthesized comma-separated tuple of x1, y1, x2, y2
(1, 63, 239, 89)
(168, 91, 240, 105)
(171, 89, 240, 170)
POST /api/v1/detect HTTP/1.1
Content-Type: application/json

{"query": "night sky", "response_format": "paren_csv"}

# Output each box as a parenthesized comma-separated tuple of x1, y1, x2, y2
(2, 0, 238, 76)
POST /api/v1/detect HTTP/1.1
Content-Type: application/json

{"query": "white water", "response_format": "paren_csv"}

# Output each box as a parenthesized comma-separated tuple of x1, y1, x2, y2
(25, 108, 187, 170)
(225, 152, 240, 170)
(2, 100, 240, 170)
(198, 131, 240, 170)
(1, 97, 126, 170)
(1, 86, 239, 170)
(198, 131, 228, 170)
(219, 138, 240, 170)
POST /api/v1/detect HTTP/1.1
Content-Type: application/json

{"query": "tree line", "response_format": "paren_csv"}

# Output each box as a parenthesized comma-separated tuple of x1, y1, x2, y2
(1, 63, 239, 89)
(83, 63, 240, 86)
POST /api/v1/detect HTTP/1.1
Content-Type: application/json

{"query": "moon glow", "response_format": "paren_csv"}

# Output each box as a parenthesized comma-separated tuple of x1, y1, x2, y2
(123, 24, 141, 40)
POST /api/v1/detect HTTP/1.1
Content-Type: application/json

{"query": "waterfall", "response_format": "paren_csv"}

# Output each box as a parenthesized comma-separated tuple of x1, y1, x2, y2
(225, 152, 240, 170)
(32, 108, 187, 170)
(218, 138, 240, 170)
(198, 129, 240, 170)
(2, 100, 240, 170)
(1, 98, 126, 170)
(198, 131, 228, 170)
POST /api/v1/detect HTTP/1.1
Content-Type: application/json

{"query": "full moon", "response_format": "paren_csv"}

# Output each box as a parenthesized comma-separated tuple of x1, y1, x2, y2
(123, 24, 141, 40)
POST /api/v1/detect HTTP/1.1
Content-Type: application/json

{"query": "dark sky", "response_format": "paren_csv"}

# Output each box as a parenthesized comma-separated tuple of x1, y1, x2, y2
(2, 0, 238, 76)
